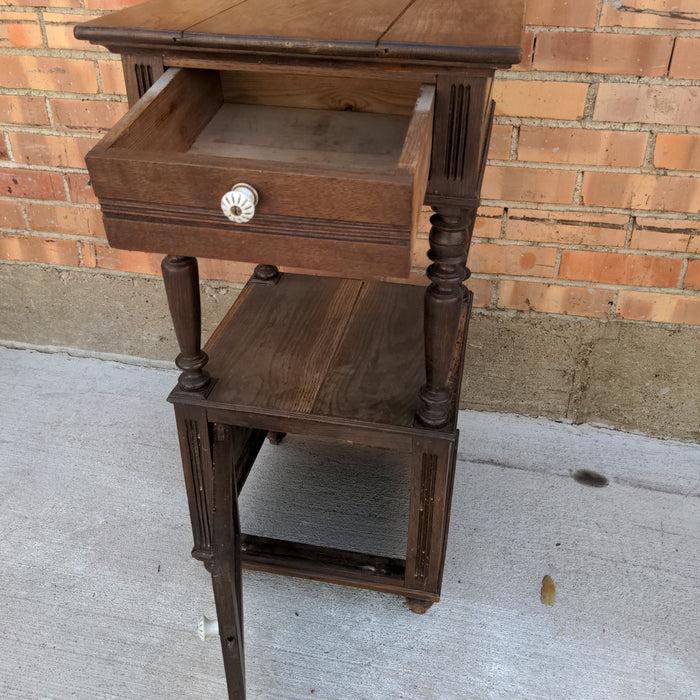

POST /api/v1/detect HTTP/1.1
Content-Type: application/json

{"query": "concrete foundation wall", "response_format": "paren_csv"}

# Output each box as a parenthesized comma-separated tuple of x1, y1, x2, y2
(2, 262, 698, 442)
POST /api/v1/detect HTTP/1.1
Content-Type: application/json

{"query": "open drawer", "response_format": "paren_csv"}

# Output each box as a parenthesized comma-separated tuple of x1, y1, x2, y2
(85, 67, 435, 278)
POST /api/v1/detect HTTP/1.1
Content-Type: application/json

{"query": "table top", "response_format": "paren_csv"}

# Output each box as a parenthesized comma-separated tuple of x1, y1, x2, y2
(75, 0, 527, 66)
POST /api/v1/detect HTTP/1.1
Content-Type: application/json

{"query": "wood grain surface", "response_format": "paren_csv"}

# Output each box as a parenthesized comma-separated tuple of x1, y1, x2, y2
(381, 0, 526, 51)
(75, 0, 526, 65)
(189, 103, 410, 171)
(205, 274, 364, 414)
(310, 281, 426, 427)
(188, 0, 410, 42)
(74, 0, 238, 33)
(219, 71, 422, 115)
(200, 273, 469, 432)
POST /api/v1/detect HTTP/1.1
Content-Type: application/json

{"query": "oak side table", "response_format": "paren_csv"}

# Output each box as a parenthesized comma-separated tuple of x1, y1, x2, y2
(76, 2, 526, 697)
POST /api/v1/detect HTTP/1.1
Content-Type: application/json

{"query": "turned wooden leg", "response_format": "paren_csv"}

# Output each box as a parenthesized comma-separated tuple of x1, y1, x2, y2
(417, 208, 471, 428)
(161, 255, 211, 393)
(405, 435, 457, 601)
(210, 423, 246, 700)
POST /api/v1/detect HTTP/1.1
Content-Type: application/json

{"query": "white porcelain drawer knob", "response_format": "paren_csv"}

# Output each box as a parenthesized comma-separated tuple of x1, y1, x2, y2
(198, 615, 219, 640)
(221, 183, 259, 223)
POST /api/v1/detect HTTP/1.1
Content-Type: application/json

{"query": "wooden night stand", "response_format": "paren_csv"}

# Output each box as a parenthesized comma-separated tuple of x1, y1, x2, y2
(76, 2, 526, 696)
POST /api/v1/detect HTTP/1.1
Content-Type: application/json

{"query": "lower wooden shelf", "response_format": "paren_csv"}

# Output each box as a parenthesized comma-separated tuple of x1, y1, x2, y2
(170, 272, 471, 449)
(171, 270, 472, 603)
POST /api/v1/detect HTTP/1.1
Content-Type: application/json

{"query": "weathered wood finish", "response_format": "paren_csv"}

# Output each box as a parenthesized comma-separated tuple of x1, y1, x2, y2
(210, 423, 246, 700)
(75, 0, 525, 66)
(166, 272, 473, 626)
(173, 403, 267, 564)
(418, 72, 495, 426)
(161, 255, 211, 394)
(405, 435, 457, 595)
(173, 404, 214, 562)
(252, 264, 280, 284)
(426, 75, 495, 207)
(219, 71, 422, 115)
(74, 2, 526, 697)
(121, 54, 165, 107)
(418, 207, 471, 428)
(105, 215, 411, 279)
(85, 67, 434, 279)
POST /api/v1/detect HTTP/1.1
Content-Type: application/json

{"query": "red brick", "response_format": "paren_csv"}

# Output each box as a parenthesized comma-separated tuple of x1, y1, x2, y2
(79, 240, 96, 267)
(616, 291, 700, 325)
(0, 95, 48, 126)
(464, 277, 493, 308)
(411, 235, 429, 267)
(0, 20, 43, 48)
(493, 80, 588, 120)
(518, 127, 647, 167)
(594, 84, 700, 127)
(51, 98, 128, 130)
(470, 242, 557, 277)
(526, 0, 597, 27)
(654, 134, 700, 171)
(0, 139, 7, 162)
(488, 124, 511, 160)
(4, 1, 80, 6)
(66, 173, 97, 204)
(506, 210, 628, 247)
(199, 259, 257, 283)
(9, 132, 98, 168)
(534, 33, 673, 76)
(0, 200, 25, 229)
(498, 280, 613, 318)
(81, 246, 260, 280)
(582, 172, 700, 213)
(82, 243, 161, 275)
(473, 209, 503, 239)
(0, 11, 35, 19)
(684, 260, 700, 291)
(559, 250, 683, 287)
(26, 202, 105, 237)
(631, 218, 699, 253)
(482, 166, 577, 205)
(669, 38, 700, 79)
(0, 168, 65, 200)
(512, 31, 534, 71)
(416, 207, 431, 236)
(84, 0, 144, 9)
(1, 55, 98, 93)
(600, 0, 700, 30)
(98, 60, 126, 95)
(44, 13, 101, 50)
(0, 234, 79, 265)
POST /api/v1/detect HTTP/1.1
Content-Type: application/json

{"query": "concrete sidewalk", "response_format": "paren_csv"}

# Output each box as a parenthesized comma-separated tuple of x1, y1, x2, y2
(0, 346, 698, 699)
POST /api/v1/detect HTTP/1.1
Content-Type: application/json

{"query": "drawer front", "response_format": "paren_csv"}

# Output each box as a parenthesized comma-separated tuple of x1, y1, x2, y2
(85, 67, 435, 278)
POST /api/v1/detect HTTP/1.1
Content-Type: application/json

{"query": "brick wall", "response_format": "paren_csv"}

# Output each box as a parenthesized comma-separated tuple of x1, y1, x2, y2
(1, 0, 699, 327)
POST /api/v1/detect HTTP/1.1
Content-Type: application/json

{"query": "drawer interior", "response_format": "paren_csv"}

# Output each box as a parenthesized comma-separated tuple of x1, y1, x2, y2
(189, 104, 409, 170)
(109, 68, 430, 174)
(88, 67, 435, 279)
